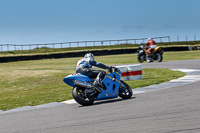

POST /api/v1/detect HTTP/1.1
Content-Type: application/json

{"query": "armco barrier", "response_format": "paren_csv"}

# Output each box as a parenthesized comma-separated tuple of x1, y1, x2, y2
(116, 64, 142, 81)
(0, 46, 191, 63)
(0, 48, 137, 63)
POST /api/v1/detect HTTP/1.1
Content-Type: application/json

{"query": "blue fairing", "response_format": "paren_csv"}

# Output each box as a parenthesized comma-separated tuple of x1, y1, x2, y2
(96, 72, 121, 100)
(63, 71, 122, 101)
(63, 74, 94, 87)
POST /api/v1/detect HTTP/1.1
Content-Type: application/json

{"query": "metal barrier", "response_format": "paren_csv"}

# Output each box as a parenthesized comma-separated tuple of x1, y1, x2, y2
(0, 36, 170, 52)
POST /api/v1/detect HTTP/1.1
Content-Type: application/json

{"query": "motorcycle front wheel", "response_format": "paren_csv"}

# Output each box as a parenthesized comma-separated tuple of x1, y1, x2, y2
(137, 55, 145, 63)
(72, 87, 95, 106)
(119, 80, 133, 99)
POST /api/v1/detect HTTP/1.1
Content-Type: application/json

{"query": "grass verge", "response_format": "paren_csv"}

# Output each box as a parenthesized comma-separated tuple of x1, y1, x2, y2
(0, 68, 185, 111)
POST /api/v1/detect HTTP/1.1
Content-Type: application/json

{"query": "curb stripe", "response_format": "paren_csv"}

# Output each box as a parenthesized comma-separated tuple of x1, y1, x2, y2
(121, 70, 142, 77)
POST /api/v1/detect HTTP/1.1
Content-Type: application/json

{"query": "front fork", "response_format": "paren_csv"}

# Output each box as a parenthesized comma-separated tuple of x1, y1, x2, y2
(119, 82, 126, 92)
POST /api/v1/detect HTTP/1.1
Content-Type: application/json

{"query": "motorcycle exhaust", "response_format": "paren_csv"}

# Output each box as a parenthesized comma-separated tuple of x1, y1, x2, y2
(74, 80, 93, 88)
(74, 80, 102, 93)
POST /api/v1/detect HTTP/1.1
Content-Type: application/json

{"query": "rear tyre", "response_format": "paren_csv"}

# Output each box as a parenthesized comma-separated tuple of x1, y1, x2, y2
(119, 80, 132, 99)
(72, 87, 95, 106)
(156, 53, 163, 62)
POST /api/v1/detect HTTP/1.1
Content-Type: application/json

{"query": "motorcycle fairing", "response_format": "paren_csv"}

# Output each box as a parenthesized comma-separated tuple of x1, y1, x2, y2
(138, 50, 145, 56)
(96, 72, 121, 100)
(154, 47, 162, 52)
(63, 73, 94, 87)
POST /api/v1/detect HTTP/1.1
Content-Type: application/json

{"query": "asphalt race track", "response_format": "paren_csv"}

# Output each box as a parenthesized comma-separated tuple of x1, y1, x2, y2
(0, 59, 200, 133)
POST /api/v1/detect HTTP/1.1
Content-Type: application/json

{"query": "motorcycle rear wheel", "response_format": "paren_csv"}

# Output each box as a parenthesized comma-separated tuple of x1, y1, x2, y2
(119, 80, 133, 99)
(155, 53, 163, 62)
(72, 87, 95, 106)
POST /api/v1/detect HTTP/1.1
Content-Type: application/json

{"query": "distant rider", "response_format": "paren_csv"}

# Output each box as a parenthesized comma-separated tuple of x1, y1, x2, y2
(76, 53, 112, 92)
(146, 38, 157, 56)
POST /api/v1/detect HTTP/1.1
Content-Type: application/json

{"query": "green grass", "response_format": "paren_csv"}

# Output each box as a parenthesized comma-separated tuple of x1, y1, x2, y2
(0, 68, 185, 111)
(95, 51, 200, 64)
(126, 68, 185, 88)
(163, 51, 200, 61)
(1, 50, 199, 111)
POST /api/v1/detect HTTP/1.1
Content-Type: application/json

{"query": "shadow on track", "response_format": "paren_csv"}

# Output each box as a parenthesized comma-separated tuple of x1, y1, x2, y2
(78, 97, 136, 107)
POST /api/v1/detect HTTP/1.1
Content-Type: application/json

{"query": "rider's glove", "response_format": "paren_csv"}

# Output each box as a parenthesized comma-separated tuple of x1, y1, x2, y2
(107, 66, 113, 73)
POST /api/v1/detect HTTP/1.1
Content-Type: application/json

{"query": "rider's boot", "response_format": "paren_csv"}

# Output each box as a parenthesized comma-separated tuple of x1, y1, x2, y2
(147, 59, 151, 63)
(146, 56, 152, 63)
(91, 71, 105, 93)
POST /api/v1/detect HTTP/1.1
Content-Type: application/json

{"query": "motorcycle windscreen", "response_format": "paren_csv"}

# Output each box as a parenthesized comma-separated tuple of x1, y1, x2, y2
(96, 73, 121, 100)
(63, 74, 94, 87)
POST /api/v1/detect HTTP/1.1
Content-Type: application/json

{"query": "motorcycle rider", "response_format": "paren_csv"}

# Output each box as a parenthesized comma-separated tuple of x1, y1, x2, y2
(146, 38, 157, 57)
(76, 53, 112, 92)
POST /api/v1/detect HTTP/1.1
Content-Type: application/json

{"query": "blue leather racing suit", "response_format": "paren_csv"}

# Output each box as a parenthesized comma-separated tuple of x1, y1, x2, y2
(76, 58, 108, 79)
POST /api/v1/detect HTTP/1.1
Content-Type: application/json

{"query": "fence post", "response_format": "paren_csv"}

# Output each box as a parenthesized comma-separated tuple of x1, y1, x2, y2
(7, 44, 9, 51)
(101, 41, 103, 46)
(45, 44, 47, 52)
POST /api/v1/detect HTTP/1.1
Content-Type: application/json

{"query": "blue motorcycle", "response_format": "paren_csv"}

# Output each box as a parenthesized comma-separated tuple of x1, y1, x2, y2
(63, 67, 132, 106)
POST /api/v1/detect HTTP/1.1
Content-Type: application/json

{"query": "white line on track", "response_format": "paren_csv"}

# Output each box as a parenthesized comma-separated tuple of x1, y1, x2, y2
(133, 69, 200, 94)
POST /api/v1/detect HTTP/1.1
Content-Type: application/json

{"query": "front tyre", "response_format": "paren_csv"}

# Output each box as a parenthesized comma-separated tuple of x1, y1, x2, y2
(72, 87, 95, 106)
(137, 55, 145, 63)
(119, 80, 133, 99)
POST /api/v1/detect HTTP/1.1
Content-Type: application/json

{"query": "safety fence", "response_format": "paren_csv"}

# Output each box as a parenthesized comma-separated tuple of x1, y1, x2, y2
(0, 36, 170, 52)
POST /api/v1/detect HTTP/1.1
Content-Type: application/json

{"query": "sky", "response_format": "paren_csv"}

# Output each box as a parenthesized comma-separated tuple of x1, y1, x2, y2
(0, 0, 200, 44)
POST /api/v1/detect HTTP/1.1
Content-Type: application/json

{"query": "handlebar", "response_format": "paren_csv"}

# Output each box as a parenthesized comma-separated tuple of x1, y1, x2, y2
(107, 66, 120, 73)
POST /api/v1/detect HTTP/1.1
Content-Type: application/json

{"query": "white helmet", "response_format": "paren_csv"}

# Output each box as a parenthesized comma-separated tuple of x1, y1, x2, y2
(84, 53, 94, 61)
(148, 38, 152, 41)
